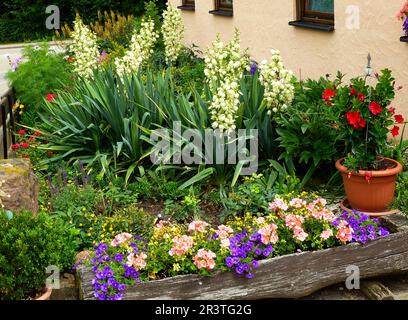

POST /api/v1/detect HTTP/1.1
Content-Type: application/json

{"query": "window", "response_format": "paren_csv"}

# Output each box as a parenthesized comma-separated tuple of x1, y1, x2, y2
(210, 0, 233, 16)
(301, 0, 334, 25)
(178, 0, 195, 11)
(216, 0, 233, 12)
(289, 0, 334, 31)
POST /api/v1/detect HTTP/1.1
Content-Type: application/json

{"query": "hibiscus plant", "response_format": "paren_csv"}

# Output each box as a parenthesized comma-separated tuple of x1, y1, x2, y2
(321, 69, 404, 172)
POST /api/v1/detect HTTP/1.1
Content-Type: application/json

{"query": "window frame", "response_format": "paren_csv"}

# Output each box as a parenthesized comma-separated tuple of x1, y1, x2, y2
(298, 0, 334, 26)
(215, 0, 233, 12)
(182, 0, 195, 7)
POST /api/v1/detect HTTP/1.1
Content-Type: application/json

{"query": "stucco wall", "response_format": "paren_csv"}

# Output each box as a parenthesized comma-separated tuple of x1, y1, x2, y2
(170, 0, 408, 126)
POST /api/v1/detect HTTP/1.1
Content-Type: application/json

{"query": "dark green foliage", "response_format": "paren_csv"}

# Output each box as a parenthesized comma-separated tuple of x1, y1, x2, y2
(276, 74, 345, 168)
(0, 0, 167, 43)
(0, 211, 78, 300)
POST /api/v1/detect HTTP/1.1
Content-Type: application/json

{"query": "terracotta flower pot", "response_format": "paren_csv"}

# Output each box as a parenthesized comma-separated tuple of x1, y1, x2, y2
(335, 158, 403, 214)
(35, 287, 53, 300)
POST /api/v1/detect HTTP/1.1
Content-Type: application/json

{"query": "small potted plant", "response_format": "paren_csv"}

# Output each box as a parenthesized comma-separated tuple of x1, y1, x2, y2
(397, 1, 408, 42)
(322, 68, 404, 214)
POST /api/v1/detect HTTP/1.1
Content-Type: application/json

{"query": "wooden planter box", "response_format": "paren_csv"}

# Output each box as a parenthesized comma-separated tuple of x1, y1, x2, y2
(77, 215, 408, 300)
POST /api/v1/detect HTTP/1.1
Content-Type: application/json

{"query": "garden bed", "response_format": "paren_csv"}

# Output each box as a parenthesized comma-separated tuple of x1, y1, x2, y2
(77, 214, 408, 300)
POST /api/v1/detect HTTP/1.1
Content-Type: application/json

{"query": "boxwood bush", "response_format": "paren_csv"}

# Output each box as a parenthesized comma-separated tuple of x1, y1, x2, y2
(0, 211, 79, 300)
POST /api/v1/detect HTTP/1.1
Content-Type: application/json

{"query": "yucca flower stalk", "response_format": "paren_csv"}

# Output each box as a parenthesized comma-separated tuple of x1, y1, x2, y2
(162, 4, 185, 65)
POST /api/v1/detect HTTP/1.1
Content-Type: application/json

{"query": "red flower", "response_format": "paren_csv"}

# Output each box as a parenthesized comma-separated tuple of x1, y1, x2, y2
(34, 131, 42, 136)
(389, 106, 396, 115)
(46, 93, 57, 102)
(391, 126, 400, 137)
(369, 102, 382, 115)
(350, 87, 358, 96)
(22, 155, 30, 159)
(395, 114, 404, 124)
(19, 129, 26, 135)
(11, 143, 20, 150)
(22, 142, 29, 148)
(346, 111, 366, 129)
(322, 89, 336, 102)
(357, 93, 366, 103)
(29, 136, 35, 142)
(365, 171, 373, 183)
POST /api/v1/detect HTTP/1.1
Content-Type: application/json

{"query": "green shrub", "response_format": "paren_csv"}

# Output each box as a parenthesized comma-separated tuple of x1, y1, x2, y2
(276, 74, 346, 169)
(6, 44, 73, 110)
(0, 211, 78, 300)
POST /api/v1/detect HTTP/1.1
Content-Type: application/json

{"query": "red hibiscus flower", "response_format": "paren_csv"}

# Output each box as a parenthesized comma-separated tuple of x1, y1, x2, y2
(391, 126, 400, 137)
(389, 106, 396, 115)
(322, 89, 336, 102)
(357, 93, 366, 103)
(22, 142, 29, 148)
(19, 129, 26, 135)
(346, 111, 366, 129)
(369, 102, 382, 115)
(395, 114, 404, 124)
(46, 93, 57, 102)
(365, 171, 373, 183)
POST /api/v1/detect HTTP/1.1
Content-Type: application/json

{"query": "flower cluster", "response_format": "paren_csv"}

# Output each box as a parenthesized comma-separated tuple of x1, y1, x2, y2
(12, 100, 25, 116)
(86, 235, 148, 300)
(204, 30, 249, 131)
(5, 54, 22, 72)
(83, 194, 390, 291)
(115, 19, 158, 77)
(333, 211, 389, 244)
(268, 194, 337, 245)
(169, 235, 194, 256)
(193, 249, 216, 270)
(70, 17, 100, 79)
(396, 1, 408, 35)
(225, 230, 273, 279)
(12, 129, 43, 160)
(161, 4, 184, 64)
(209, 79, 241, 131)
(259, 49, 295, 113)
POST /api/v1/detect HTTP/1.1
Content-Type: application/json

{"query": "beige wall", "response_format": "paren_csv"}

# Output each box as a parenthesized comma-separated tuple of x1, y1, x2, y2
(170, 0, 408, 127)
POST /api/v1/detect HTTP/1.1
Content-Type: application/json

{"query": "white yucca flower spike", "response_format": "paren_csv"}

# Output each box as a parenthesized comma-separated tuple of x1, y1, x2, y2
(205, 29, 250, 131)
(115, 18, 159, 77)
(70, 17, 99, 79)
(162, 4, 185, 64)
(259, 49, 295, 113)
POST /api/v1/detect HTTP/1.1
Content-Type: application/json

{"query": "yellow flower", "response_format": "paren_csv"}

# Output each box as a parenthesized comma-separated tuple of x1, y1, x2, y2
(173, 263, 181, 272)
(82, 207, 87, 212)
(79, 223, 83, 227)
(20, 104, 24, 109)
(87, 233, 91, 236)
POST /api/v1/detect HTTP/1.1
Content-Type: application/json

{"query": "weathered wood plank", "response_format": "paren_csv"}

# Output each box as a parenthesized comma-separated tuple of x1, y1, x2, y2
(77, 214, 408, 300)
(360, 281, 394, 300)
